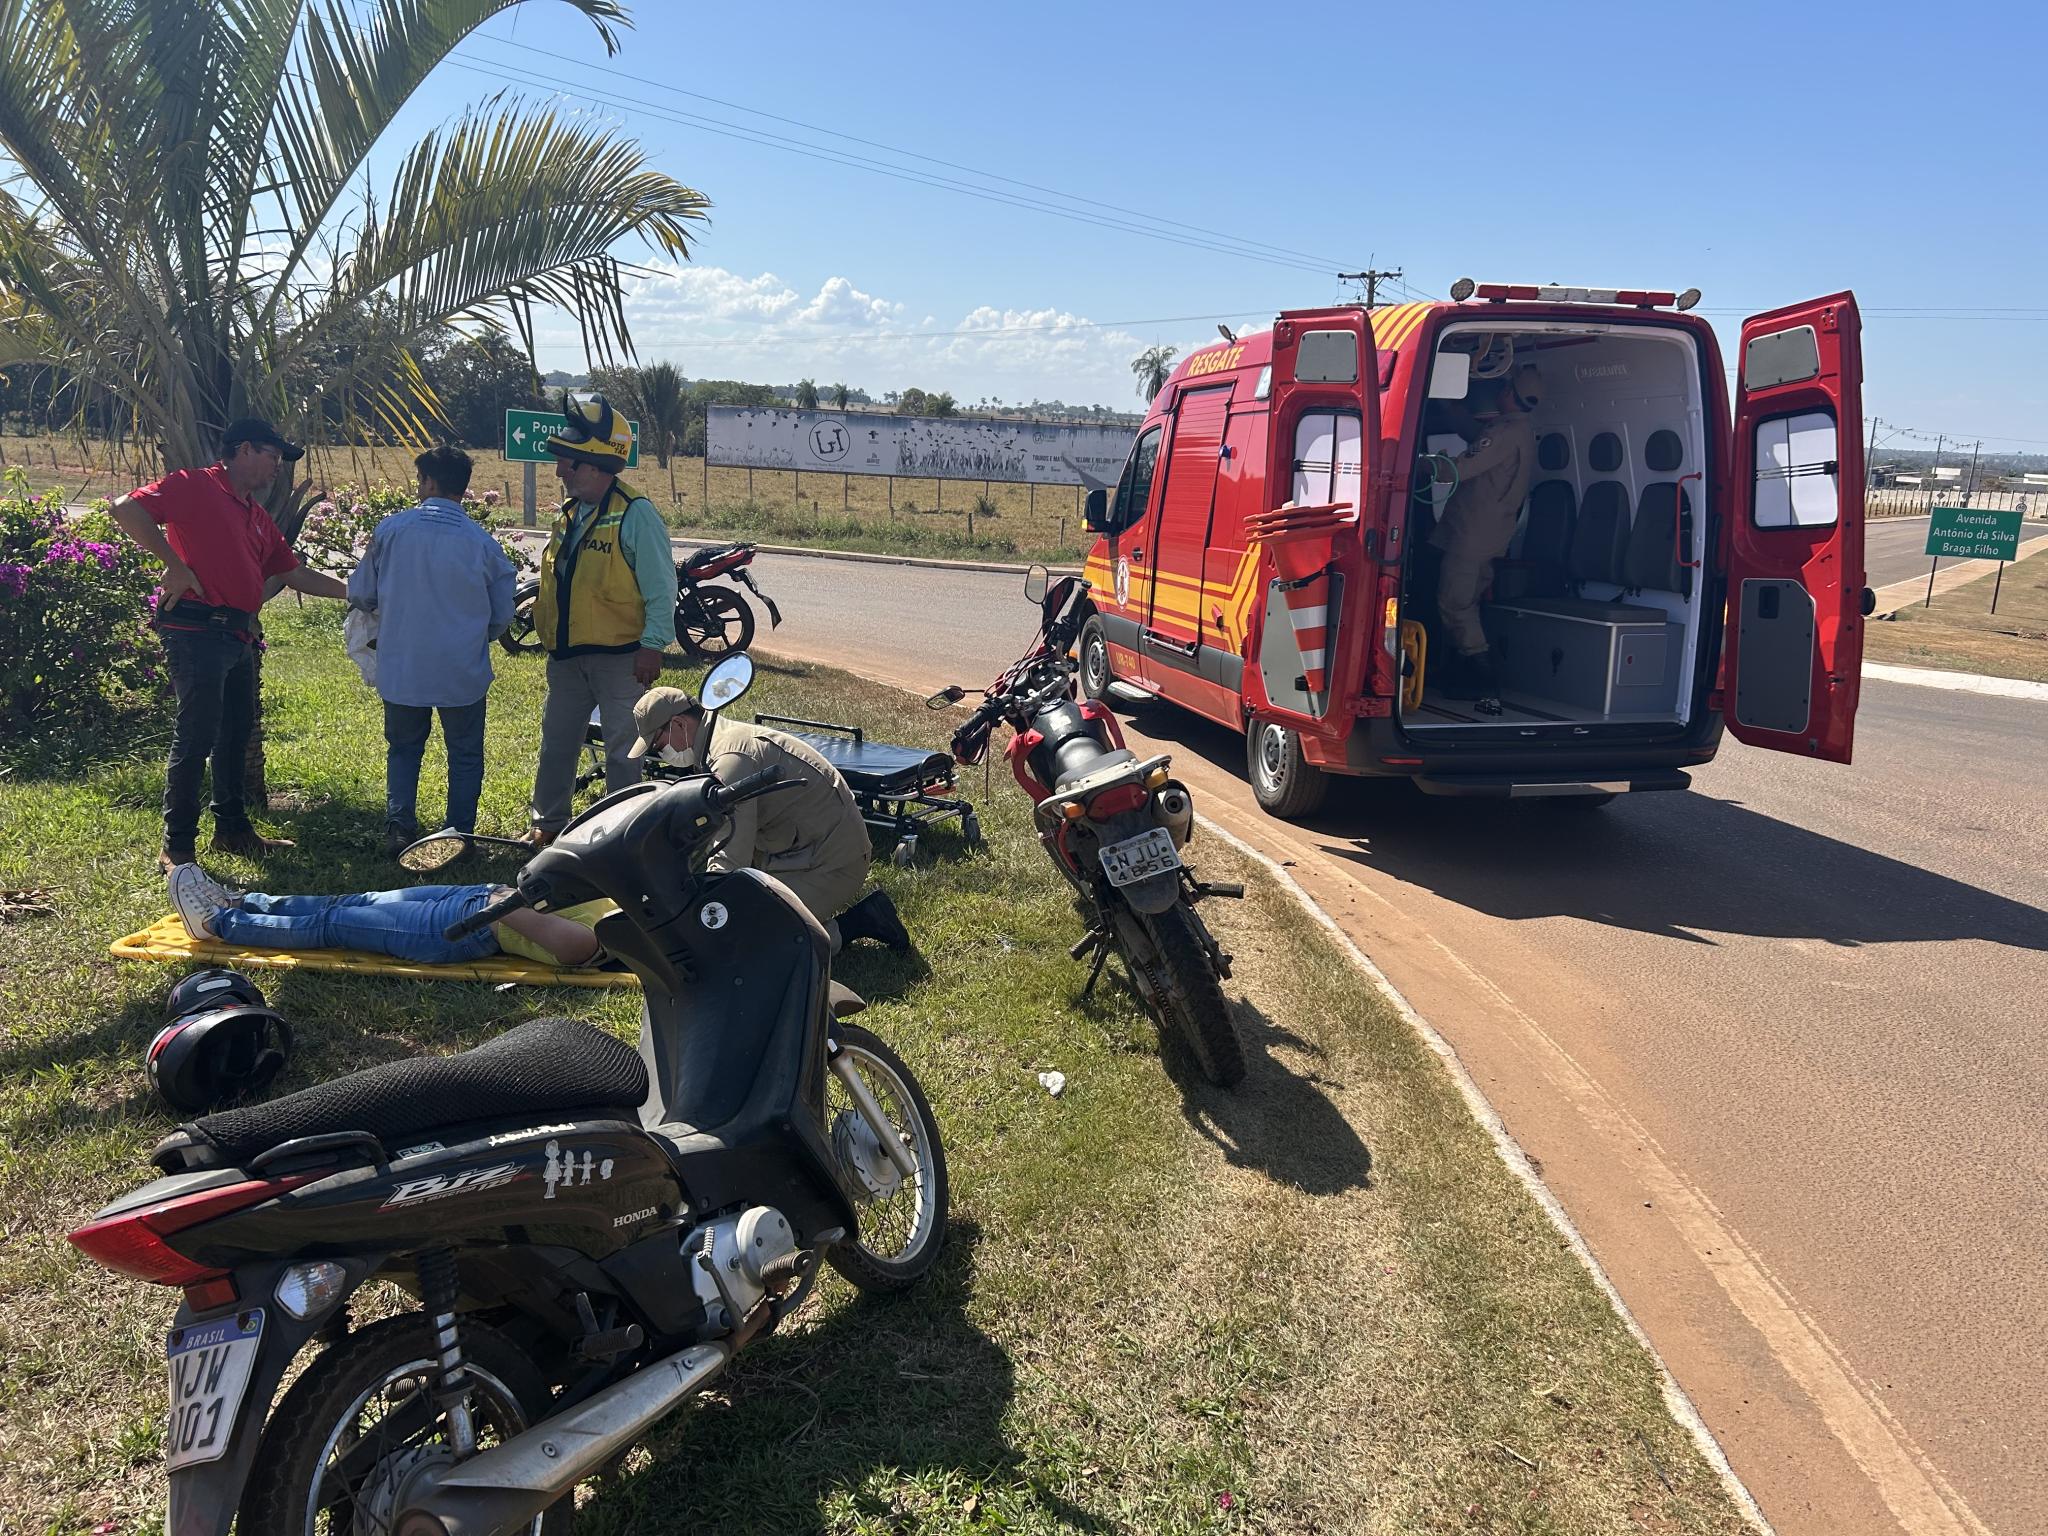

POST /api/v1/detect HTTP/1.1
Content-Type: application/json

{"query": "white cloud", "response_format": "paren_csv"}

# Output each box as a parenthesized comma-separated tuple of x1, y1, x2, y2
(527, 262, 1224, 408)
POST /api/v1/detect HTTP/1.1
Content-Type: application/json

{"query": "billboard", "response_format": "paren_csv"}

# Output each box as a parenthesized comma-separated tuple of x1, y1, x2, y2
(706, 407, 1136, 490)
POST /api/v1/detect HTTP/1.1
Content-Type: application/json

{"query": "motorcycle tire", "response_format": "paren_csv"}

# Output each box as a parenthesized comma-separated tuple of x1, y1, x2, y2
(498, 586, 543, 654)
(1078, 614, 1114, 703)
(1139, 903, 1247, 1088)
(238, 1314, 570, 1536)
(824, 1024, 950, 1294)
(674, 587, 754, 660)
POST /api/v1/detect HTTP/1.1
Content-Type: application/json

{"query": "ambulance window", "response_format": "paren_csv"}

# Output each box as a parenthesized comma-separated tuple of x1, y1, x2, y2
(1296, 330, 1359, 383)
(1744, 325, 1821, 389)
(1292, 411, 1363, 509)
(1752, 411, 1838, 529)
(1114, 426, 1163, 529)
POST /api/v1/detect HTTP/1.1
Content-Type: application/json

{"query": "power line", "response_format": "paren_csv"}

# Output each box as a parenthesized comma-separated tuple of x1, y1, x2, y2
(532, 302, 1288, 349)
(465, 34, 1353, 274)
(440, 56, 1342, 279)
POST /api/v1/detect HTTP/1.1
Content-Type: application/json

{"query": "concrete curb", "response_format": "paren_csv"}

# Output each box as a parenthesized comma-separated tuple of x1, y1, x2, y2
(823, 645, 1774, 1531)
(1194, 812, 1775, 1535)
(1864, 661, 2048, 701)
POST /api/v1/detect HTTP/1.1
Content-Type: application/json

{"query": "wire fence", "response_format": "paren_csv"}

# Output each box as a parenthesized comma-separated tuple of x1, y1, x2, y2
(1866, 485, 2047, 520)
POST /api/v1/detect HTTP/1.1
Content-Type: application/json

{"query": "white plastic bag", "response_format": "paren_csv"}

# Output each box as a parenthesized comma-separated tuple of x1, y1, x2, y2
(344, 606, 380, 689)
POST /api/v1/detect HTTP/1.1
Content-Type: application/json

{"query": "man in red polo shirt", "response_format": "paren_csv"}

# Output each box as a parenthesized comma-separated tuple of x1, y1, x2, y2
(110, 418, 350, 868)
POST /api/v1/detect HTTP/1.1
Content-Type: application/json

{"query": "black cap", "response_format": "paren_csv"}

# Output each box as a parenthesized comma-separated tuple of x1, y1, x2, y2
(221, 417, 305, 462)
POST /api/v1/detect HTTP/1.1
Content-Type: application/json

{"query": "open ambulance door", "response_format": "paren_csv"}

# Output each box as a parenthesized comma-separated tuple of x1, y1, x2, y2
(1724, 293, 1866, 764)
(1253, 310, 1382, 727)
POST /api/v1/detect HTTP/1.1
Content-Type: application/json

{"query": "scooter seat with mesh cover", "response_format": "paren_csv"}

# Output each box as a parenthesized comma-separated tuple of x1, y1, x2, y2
(179, 1018, 648, 1167)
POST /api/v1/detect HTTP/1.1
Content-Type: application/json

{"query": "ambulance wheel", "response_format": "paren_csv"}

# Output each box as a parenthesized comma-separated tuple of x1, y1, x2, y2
(1078, 615, 1113, 703)
(1247, 720, 1328, 819)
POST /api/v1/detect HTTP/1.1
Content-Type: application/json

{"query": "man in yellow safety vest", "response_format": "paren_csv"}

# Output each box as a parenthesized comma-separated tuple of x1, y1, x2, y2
(528, 395, 680, 842)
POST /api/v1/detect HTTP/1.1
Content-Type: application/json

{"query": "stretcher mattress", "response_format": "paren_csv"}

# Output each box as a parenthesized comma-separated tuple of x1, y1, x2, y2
(782, 733, 955, 796)
(109, 914, 641, 990)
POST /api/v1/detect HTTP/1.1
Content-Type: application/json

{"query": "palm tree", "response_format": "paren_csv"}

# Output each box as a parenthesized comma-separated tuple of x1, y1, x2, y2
(0, 0, 708, 798)
(794, 378, 820, 409)
(830, 381, 850, 410)
(637, 361, 687, 468)
(1131, 345, 1177, 402)
(0, 0, 707, 473)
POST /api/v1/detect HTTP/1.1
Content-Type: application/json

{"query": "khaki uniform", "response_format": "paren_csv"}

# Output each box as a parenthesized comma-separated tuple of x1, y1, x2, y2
(1429, 410, 1536, 658)
(701, 718, 870, 923)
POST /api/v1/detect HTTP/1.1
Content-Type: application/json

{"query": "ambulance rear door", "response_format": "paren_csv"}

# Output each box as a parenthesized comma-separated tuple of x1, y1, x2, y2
(1254, 310, 1382, 729)
(1724, 293, 1866, 764)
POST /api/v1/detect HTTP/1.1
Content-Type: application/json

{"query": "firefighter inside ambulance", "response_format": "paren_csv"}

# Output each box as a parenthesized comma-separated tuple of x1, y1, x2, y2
(1421, 348, 1543, 701)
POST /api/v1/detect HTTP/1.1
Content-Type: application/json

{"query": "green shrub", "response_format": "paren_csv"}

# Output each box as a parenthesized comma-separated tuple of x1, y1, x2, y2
(0, 471, 162, 730)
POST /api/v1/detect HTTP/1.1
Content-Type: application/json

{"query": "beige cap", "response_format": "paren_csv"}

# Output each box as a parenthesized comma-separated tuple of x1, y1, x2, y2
(625, 686, 700, 759)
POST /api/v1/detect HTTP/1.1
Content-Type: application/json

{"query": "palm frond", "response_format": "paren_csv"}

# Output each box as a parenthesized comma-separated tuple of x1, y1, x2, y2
(261, 101, 707, 399)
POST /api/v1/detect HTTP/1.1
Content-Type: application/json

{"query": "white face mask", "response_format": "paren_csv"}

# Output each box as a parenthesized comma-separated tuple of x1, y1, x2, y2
(657, 741, 698, 770)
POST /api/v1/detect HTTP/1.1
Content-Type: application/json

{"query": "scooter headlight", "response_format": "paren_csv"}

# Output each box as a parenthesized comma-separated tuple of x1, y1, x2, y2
(275, 1260, 347, 1321)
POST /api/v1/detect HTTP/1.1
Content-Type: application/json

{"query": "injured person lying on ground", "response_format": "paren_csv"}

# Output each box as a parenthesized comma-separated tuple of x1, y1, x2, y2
(165, 860, 911, 968)
(1403, 319, 1713, 732)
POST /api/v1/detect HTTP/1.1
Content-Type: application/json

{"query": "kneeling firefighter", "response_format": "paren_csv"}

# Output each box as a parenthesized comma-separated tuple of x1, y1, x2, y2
(1430, 363, 1541, 699)
(529, 394, 681, 841)
(628, 686, 911, 953)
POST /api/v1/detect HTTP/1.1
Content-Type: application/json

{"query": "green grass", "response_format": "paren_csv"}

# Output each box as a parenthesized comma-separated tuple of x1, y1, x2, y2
(1867, 545, 2048, 682)
(0, 609, 1752, 1533)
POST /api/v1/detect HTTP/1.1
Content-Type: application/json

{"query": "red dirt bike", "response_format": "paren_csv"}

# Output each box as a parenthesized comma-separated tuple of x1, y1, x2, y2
(502, 541, 783, 661)
(931, 566, 1247, 1087)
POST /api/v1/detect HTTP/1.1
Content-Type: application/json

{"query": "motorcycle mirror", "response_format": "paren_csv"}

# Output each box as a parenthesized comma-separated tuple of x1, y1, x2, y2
(1022, 564, 1049, 605)
(399, 829, 475, 872)
(700, 652, 755, 714)
(926, 685, 967, 709)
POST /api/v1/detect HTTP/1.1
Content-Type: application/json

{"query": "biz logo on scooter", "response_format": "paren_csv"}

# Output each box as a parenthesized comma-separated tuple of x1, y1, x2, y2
(542, 1139, 616, 1200)
(380, 1161, 523, 1209)
(699, 902, 729, 931)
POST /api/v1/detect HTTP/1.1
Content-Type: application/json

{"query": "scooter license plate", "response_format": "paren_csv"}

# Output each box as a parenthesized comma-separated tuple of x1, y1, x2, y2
(1100, 827, 1180, 887)
(164, 1308, 263, 1472)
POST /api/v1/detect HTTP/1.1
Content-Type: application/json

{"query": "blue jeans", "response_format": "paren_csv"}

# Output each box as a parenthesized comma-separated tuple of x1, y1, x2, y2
(211, 885, 501, 964)
(384, 697, 488, 834)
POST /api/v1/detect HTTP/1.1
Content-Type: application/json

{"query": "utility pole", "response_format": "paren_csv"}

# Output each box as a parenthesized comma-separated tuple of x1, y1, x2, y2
(1928, 433, 1945, 514)
(1338, 267, 1404, 307)
(1865, 416, 1880, 493)
(1963, 439, 1982, 504)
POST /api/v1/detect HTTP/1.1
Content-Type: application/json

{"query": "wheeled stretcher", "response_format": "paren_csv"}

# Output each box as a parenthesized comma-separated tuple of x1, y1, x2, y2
(752, 714, 979, 864)
(579, 710, 979, 863)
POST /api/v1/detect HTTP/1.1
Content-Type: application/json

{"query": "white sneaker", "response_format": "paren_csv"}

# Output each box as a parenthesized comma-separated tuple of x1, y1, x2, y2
(167, 863, 230, 941)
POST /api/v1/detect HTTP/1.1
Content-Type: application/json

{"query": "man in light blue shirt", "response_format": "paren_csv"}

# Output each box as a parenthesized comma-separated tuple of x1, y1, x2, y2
(347, 446, 518, 856)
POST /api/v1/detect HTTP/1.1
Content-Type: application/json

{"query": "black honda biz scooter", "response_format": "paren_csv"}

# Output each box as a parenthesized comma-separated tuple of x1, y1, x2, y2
(68, 655, 948, 1536)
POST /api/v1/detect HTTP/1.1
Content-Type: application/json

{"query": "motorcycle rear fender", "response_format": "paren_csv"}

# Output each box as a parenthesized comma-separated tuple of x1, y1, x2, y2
(168, 1253, 385, 1536)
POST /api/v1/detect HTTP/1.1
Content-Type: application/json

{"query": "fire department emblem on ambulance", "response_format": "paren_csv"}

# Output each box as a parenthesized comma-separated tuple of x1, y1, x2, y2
(1114, 556, 1130, 607)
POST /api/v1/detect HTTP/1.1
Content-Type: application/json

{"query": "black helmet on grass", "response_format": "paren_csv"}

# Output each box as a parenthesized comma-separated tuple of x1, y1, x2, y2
(164, 967, 266, 1023)
(147, 1004, 294, 1117)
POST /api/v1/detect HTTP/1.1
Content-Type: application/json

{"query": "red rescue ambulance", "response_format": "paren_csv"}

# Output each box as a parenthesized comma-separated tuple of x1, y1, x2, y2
(1076, 284, 1868, 816)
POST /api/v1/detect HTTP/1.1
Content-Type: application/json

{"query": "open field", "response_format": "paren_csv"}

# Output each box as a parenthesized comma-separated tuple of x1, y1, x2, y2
(0, 607, 1751, 1534)
(15, 433, 1095, 562)
(1865, 545, 2048, 681)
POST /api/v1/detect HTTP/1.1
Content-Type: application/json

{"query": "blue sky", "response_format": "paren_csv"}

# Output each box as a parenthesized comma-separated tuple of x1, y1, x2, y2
(380, 0, 2047, 451)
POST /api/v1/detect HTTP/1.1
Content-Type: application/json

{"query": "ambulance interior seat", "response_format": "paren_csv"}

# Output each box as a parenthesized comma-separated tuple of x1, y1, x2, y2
(1622, 482, 1693, 597)
(1619, 429, 1694, 598)
(1566, 481, 1632, 592)
(1491, 479, 1576, 601)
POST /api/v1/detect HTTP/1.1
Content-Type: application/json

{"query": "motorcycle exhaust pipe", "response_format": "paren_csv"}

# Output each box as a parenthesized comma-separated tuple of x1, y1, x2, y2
(396, 1340, 733, 1536)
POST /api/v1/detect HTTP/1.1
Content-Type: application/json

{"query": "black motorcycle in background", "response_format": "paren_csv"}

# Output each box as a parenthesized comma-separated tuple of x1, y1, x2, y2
(502, 541, 783, 661)
(932, 568, 1247, 1087)
(69, 655, 946, 1536)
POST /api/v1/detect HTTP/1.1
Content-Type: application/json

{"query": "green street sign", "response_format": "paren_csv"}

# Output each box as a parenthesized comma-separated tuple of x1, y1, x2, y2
(1925, 506, 2021, 562)
(503, 407, 640, 467)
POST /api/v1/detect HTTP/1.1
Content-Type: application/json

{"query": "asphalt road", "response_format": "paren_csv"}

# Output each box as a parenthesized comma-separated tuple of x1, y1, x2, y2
(743, 549, 2047, 1536)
